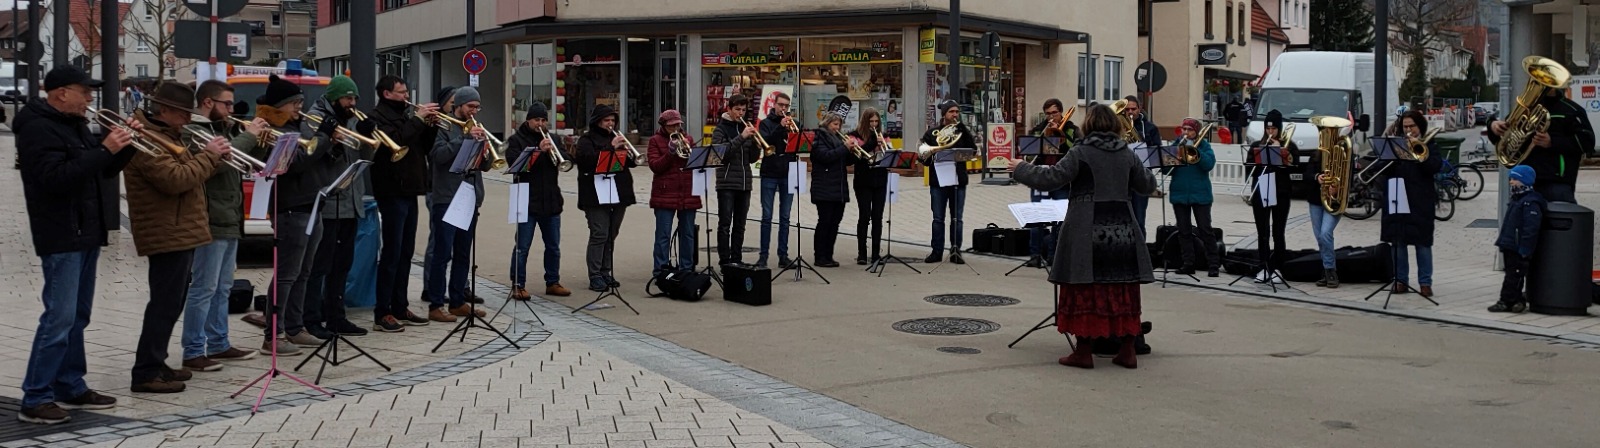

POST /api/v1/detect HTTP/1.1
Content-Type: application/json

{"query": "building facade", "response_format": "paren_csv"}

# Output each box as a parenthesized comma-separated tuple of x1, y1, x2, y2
(1139, 0, 1256, 131)
(313, 0, 1138, 150)
(1249, 0, 1302, 84)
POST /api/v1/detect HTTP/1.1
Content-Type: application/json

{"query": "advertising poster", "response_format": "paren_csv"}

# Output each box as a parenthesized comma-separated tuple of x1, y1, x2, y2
(987, 123, 1014, 172)
(885, 98, 903, 137)
(760, 84, 797, 119)
(847, 64, 872, 100)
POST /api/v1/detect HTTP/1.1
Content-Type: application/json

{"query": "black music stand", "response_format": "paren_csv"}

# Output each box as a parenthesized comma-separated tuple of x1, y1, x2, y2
(868, 151, 921, 276)
(575, 152, 642, 314)
(294, 161, 390, 383)
(1133, 143, 1199, 286)
(232, 133, 333, 412)
(490, 144, 546, 340)
(688, 145, 727, 289)
(433, 140, 522, 352)
(927, 149, 981, 276)
(773, 159, 829, 283)
(1008, 267, 1067, 348)
(1229, 144, 1292, 292)
(1005, 196, 1067, 276)
(1361, 137, 1436, 309)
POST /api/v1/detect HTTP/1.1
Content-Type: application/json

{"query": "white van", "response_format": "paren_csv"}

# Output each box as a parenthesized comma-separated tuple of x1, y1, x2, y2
(1247, 51, 1400, 152)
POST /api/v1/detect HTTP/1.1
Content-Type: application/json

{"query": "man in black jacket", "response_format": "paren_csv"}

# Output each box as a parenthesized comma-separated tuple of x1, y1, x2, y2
(1123, 96, 1163, 232)
(15, 66, 135, 424)
(757, 92, 797, 268)
(369, 75, 437, 332)
(1489, 88, 1593, 203)
(919, 100, 977, 264)
(711, 94, 760, 266)
(575, 105, 638, 291)
(505, 101, 573, 300)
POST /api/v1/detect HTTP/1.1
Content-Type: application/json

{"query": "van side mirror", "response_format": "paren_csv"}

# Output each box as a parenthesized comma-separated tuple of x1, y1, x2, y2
(1356, 114, 1371, 133)
(233, 101, 250, 117)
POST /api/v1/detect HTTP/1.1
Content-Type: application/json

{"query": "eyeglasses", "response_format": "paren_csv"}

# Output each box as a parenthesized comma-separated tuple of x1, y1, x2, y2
(1046, 109, 1061, 115)
(775, 102, 791, 109)
(210, 98, 236, 107)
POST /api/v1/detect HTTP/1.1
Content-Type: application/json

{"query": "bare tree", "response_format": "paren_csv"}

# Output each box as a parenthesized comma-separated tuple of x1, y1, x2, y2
(1388, 0, 1477, 53)
(124, 0, 196, 78)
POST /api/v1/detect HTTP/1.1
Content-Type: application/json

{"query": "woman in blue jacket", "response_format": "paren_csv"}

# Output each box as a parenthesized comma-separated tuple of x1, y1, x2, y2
(1162, 118, 1219, 276)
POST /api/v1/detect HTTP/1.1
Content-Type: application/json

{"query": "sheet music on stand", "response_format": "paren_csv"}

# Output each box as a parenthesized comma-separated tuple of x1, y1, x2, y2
(687, 145, 726, 169)
(1386, 178, 1410, 214)
(885, 175, 899, 203)
(505, 146, 535, 174)
(1246, 145, 1289, 166)
(449, 138, 483, 173)
(876, 150, 916, 169)
(507, 183, 530, 224)
(787, 161, 808, 195)
(931, 149, 973, 186)
(305, 160, 372, 234)
(261, 133, 304, 177)
(1135, 143, 1183, 169)
(1008, 199, 1069, 228)
(1369, 137, 1409, 161)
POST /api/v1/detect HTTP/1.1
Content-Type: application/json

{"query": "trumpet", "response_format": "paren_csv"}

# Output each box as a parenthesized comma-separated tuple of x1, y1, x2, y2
(536, 126, 575, 172)
(1176, 122, 1216, 165)
(783, 111, 800, 134)
(89, 108, 186, 157)
(748, 119, 778, 156)
(406, 100, 447, 130)
(840, 130, 872, 160)
(350, 109, 406, 161)
(185, 124, 268, 174)
(301, 112, 381, 150)
(610, 125, 644, 161)
(228, 117, 314, 154)
(668, 130, 693, 159)
(465, 118, 507, 171)
(1109, 100, 1142, 144)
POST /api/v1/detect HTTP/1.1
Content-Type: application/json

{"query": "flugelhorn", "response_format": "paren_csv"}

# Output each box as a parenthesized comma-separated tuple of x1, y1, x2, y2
(351, 109, 406, 161)
(1496, 56, 1571, 168)
(185, 124, 267, 174)
(406, 100, 447, 130)
(301, 112, 381, 150)
(748, 119, 778, 156)
(669, 131, 693, 159)
(840, 130, 872, 160)
(1309, 115, 1353, 215)
(537, 126, 575, 172)
(1109, 99, 1142, 144)
(464, 118, 507, 171)
(89, 109, 186, 157)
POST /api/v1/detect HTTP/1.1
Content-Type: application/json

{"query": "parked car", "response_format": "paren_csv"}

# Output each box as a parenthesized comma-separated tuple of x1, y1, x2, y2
(1471, 106, 1495, 126)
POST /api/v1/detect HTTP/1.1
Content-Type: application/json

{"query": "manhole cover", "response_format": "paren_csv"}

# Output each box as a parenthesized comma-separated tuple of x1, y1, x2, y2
(937, 346, 982, 354)
(892, 317, 1001, 336)
(925, 294, 1020, 307)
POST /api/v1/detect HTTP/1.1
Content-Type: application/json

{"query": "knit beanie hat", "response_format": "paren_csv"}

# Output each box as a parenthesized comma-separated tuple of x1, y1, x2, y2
(257, 75, 303, 108)
(324, 75, 358, 102)
(1264, 109, 1284, 130)
(1509, 165, 1536, 186)
(434, 86, 457, 106)
(450, 86, 481, 108)
(658, 109, 683, 126)
(1181, 117, 1202, 131)
(937, 99, 960, 115)
(526, 101, 548, 120)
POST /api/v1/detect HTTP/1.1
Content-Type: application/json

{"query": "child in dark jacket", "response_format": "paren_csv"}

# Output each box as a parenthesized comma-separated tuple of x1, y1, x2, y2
(1489, 165, 1547, 313)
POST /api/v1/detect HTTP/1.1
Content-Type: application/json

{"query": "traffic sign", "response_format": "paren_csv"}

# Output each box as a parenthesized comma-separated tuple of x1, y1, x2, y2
(463, 49, 488, 75)
(1135, 60, 1168, 93)
(184, 0, 249, 18)
(174, 21, 254, 63)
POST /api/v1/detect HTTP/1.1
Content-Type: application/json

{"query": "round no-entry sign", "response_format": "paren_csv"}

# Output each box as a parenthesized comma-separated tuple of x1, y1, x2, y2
(463, 49, 488, 75)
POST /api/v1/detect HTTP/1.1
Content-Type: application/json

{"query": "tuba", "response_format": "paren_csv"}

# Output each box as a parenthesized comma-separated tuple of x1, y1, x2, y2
(1177, 122, 1216, 165)
(1309, 115, 1353, 215)
(1109, 99, 1142, 144)
(1496, 56, 1571, 168)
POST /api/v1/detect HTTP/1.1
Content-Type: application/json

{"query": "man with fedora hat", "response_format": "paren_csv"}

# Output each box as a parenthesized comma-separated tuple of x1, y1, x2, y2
(125, 81, 231, 394)
(15, 65, 138, 423)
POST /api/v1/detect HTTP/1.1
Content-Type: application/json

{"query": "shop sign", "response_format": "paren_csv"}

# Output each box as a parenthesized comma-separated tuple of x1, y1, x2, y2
(703, 53, 732, 65)
(1196, 44, 1229, 66)
(767, 45, 786, 58)
(871, 41, 895, 53)
(730, 53, 771, 65)
(829, 49, 872, 64)
(919, 27, 937, 63)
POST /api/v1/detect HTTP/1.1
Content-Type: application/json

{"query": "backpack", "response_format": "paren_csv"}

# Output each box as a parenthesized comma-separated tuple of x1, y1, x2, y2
(646, 266, 713, 302)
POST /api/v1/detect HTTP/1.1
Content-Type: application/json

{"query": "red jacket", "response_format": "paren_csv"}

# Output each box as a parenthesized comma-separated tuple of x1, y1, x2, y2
(647, 130, 703, 210)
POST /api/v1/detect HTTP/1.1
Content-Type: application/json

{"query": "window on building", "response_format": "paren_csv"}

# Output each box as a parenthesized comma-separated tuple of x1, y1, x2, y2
(136, 65, 148, 77)
(1103, 57, 1123, 101)
(1205, 0, 1214, 39)
(1238, 2, 1247, 45)
(166, 67, 175, 78)
(383, 0, 406, 11)
(1225, 2, 1233, 44)
(332, 0, 351, 23)
(144, 8, 153, 22)
(1138, 0, 1150, 36)
(271, 11, 281, 27)
(136, 42, 150, 53)
(268, 50, 283, 60)
(1078, 53, 1099, 102)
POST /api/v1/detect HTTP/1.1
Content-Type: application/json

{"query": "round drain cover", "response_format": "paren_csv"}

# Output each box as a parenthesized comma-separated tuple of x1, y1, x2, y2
(892, 317, 1001, 336)
(937, 346, 982, 354)
(924, 294, 1020, 307)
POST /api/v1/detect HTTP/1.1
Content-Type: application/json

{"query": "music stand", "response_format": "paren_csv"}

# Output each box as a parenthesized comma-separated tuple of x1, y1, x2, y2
(687, 145, 727, 289)
(1008, 272, 1065, 349)
(1228, 144, 1293, 292)
(1007, 137, 1066, 275)
(868, 151, 921, 276)
(927, 149, 981, 276)
(433, 140, 522, 352)
(231, 133, 334, 412)
(773, 160, 830, 283)
(1136, 143, 1200, 286)
(1015, 136, 1063, 161)
(575, 151, 642, 314)
(1004, 198, 1068, 276)
(490, 145, 547, 340)
(1361, 137, 1437, 309)
(294, 160, 390, 383)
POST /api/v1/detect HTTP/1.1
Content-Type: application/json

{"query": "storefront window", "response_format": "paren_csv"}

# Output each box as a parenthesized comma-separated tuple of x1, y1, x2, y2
(555, 38, 622, 134)
(701, 38, 800, 130)
(920, 29, 1003, 132)
(794, 35, 903, 136)
(511, 43, 556, 131)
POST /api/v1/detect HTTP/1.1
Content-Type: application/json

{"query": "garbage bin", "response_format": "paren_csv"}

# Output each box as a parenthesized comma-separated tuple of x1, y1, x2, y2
(1528, 202, 1595, 316)
(1434, 136, 1463, 167)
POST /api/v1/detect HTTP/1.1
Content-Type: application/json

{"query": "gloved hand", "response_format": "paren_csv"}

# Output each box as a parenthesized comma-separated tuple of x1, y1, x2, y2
(316, 113, 340, 137)
(357, 119, 376, 137)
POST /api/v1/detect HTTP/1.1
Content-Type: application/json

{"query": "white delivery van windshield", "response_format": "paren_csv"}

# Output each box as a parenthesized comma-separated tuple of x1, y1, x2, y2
(1255, 88, 1353, 123)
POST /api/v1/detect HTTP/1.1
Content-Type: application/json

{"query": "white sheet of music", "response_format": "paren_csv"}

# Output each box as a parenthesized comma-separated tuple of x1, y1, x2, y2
(934, 161, 957, 186)
(1387, 178, 1411, 214)
(595, 174, 620, 205)
(691, 168, 709, 197)
(1008, 200, 1069, 227)
(248, 176, 272, 219)
(885, 175, 900, 204)
(507, 183, 529, 224)
(1257, 175, 1278, 207)
(787, 161, 808, 195)
(443, 183, 476, 230)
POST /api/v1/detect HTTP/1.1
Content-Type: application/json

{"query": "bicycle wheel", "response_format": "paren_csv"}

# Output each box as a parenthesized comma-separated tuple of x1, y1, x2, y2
(1437, 180, 1460, 202)
(1434, 198, 1455, 222)
(1456, 165, 1484, 200)
(1345, 188, 1380, 220)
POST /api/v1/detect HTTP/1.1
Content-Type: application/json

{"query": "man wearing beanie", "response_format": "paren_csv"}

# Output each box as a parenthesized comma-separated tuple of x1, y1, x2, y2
(243, 74, 350, 356)
(427, 86, 489, 321)
(1490, 165, 1546, 313)
(504, 101, 573, 301)
(420, 85, 458, 305)
(918, 99, 977, 264)
(369, 75, 440, 331)
(124, 82, 229, 393)
(575, 104, 638, 291)
(303, 75, 379, 341)
(757, 92, 797, 269)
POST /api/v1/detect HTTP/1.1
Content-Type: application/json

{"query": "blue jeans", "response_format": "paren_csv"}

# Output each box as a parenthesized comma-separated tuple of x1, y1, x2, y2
(183, 238, 238, 360)
(427, 202, 475, 309)
(511, 212, 562, 287)
(23, 248, 99, 408)
(654, 208, 698, 273)
(1029, 189, 1070, 257)
(1131, 193, 1149, 236)
(1307, 204, 1341, 269)
(1395, 244, 1433, 286)
(930, 185, 967, 254)
(759, 178, 793, 261)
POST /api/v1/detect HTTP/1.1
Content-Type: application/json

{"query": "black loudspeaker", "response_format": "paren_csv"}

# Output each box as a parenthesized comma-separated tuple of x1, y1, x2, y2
(722, 264, 772, 306)
(971, 224, 1003, 253)
(228, 279, 254, 314)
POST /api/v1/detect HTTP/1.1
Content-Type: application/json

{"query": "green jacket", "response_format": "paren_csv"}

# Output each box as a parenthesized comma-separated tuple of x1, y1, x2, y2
(190, 119, 261, 239)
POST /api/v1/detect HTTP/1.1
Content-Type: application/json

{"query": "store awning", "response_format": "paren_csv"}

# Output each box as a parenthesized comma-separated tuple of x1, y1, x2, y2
(1205, 67, 1258, 82)
(475, 8, 1089, 46)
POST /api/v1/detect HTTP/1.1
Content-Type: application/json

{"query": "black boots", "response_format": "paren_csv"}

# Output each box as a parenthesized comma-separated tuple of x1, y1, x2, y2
(1315, 269, 1340, 288)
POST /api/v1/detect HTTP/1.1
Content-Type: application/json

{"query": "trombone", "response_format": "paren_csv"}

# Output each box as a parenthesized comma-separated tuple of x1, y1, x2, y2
(1042, 106, 1076, 137)
(89, 108, 186, 157)
(301, 112, 382, 150)
(185, 124, 268, 174)
(350, 109, 406, 161)
(1357, 125, 1438, 184)
(1176, 122, 1216, 165)
(536, 126, 575, 172)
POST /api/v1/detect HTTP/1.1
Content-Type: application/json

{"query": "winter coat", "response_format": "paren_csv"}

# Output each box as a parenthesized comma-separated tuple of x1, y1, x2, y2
(849, 130, 888, 192)
(123, 111, 224, 256)
(1496, 188, 1547, 258)
(504, 122, 567, 216)
(308, 97, 374, 219)
(1162, 138, 1216, 205)
(245, 104, 345, 213)
(647, 129, 703, 210)
(1132, 115, 1163, 147)
(16, 98, 137, 255)
(194, 119, 260, 240)
(918, 121, 977, 188)
(757, 110, 797, 181)
(369, 98, 438, 197)
(575, 114, 638, 209)
(1012, 132, 1158, 285)
(1246, 140, 1301, 208)
(428, 111, 487, 209)
(1488, 94, 1594, 188)
(809, 128, 853, 204)
(1380, 142, 1444, 247)
(712, 113, 760, 191)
